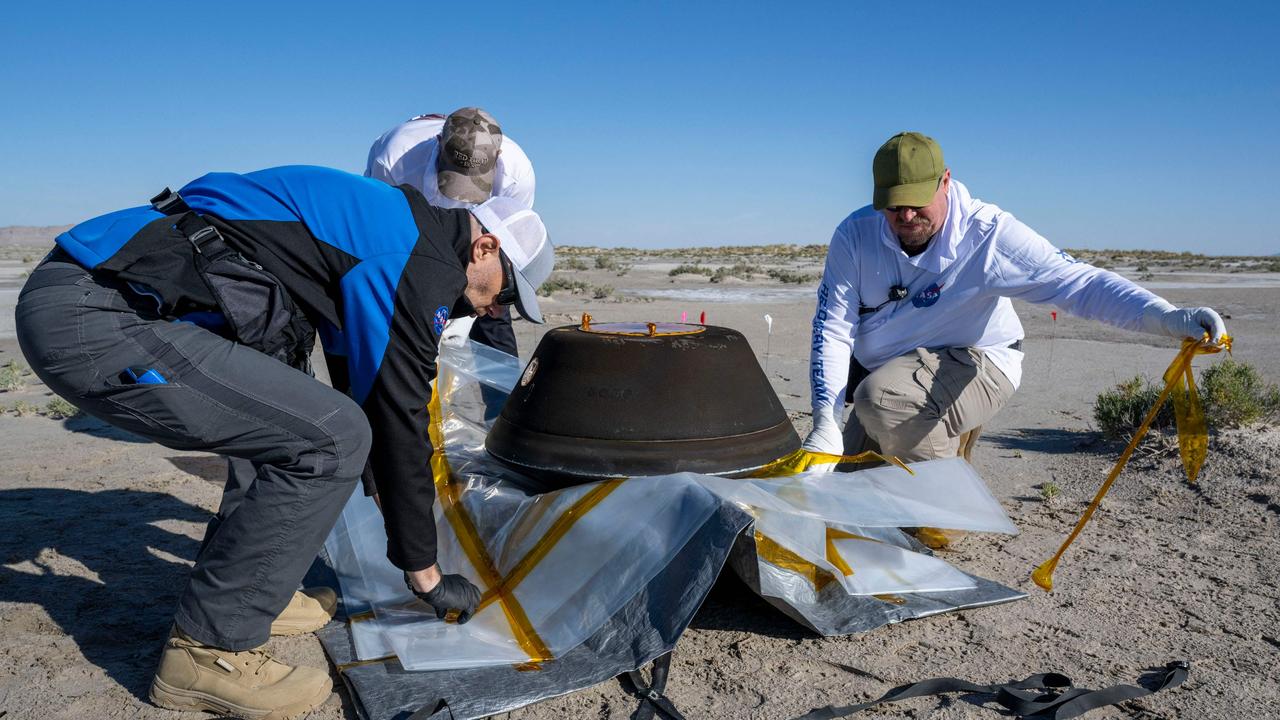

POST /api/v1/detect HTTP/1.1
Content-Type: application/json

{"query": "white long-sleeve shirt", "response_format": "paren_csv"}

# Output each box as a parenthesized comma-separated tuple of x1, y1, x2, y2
(809, 179, 1174, 414)
(364, 114, 536, 209)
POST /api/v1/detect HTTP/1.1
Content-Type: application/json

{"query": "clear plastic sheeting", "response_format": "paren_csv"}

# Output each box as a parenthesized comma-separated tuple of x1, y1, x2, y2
(319, 338, 1025, 719)
(695, 459, 1017, 534)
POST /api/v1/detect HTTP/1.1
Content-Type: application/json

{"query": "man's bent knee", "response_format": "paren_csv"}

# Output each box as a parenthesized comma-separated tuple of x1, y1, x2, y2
(316, 402, 371, 480)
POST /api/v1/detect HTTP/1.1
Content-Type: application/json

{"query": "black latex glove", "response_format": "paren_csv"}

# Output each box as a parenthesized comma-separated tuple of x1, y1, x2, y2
(404, 572, 482, 624)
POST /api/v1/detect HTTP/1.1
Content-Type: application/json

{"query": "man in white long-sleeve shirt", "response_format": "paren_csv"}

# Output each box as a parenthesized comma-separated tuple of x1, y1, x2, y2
(366, 107, 536, 361)
(804, 131, 1227, 464)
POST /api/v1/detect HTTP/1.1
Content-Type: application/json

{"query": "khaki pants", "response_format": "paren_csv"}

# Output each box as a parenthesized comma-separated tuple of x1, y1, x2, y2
(845, 347, 1014, 463)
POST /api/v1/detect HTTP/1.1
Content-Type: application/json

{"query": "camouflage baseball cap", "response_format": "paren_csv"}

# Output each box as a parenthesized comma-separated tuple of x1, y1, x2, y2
(872, 132, 945, 210)
(437, 107, 503, 204)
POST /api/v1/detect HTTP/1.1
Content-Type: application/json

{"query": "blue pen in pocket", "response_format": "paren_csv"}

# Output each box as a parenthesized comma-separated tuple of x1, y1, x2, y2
(120, 367, 168, 385)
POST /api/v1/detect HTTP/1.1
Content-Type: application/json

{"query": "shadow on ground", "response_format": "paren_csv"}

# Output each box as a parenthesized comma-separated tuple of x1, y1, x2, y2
(60, 414, 150, 443)
(688, 571, 813, 640)
(0, 488, 206, 699)
(984, 428, 1106, 455)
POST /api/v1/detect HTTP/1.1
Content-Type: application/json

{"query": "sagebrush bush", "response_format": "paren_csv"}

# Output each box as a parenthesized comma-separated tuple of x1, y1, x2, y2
(0, 360, 27, 392)
(558, 257, 589, 271)
(1199, 359, 1280, 428)
(766, 268, 818, 284)
(710, 263, 760, 283)
(668, 264, 713, 277)
(1094, 376, 1174, 440)
(1093, 359, 1278, 439)
(537, 277, 591, 296)
(43, 397, 82, 420)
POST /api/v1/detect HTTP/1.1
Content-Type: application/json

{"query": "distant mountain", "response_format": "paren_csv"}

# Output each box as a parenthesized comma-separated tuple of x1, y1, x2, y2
(0, 225, 70, 247)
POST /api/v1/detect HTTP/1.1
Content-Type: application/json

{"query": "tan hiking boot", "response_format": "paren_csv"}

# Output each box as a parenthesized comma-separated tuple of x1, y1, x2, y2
(269, 588, 337, 636)
(149, 628, 331, 720)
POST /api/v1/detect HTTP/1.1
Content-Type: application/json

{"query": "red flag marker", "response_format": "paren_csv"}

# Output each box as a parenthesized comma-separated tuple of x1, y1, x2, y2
(700, 311, 706, 324)
(1051, 311, 1057, 321)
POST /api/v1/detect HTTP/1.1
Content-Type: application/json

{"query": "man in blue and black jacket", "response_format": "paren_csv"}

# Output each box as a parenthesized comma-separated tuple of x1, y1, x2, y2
(15, 165, 554, 718)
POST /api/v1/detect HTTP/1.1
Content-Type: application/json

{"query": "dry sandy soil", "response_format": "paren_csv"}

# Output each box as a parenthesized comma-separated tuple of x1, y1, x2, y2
(2, 240, 1279, 719)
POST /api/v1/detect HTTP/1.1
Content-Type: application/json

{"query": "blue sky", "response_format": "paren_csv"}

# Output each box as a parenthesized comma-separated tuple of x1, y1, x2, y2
(1, 2, 1276, 254)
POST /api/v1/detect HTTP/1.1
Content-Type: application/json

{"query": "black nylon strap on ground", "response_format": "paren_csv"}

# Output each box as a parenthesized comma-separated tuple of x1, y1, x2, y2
(621, 652, 686, 720)
(794, 660, 1189, 719)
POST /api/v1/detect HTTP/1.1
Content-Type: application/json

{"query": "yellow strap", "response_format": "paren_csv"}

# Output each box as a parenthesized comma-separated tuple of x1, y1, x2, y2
(824, 528, 877, 577)
(477, 479, 624, 612)
(1032, 334, 1230, 591)
(428, 385, 553, 663)
(750, 448, 915, 477)
(754, 531, 836, 592)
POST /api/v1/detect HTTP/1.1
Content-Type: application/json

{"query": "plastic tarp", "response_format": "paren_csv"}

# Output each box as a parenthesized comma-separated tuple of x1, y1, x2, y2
(318, 338, 1025, 719)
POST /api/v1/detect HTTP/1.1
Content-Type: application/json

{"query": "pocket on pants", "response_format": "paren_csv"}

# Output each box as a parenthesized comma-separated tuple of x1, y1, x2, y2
(917, 349, 977, 418)
(82, 377, 210, 449)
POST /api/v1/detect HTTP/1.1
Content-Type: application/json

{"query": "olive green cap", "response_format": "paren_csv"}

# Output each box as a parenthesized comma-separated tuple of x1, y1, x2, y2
(872, 132, 945, 210)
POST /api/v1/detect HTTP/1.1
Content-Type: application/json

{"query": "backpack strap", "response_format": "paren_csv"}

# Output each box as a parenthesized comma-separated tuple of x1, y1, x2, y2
(621, 652, 686, 720)
(794, 660, 1189, 719)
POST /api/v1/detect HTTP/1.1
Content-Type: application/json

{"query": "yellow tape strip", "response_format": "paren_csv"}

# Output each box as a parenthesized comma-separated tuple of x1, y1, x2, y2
(823, 527, 888, 579)
(478, 479, 625, 612)
(1032, 334, 1230, 591)
(754, 531, 836, 592)
(428, 385, 553, 663)
(336, 655, 396, 672)
(750, 448, 914, 478)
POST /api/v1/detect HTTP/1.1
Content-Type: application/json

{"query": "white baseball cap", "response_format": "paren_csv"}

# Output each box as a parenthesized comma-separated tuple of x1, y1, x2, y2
(469, 196, 554, 323)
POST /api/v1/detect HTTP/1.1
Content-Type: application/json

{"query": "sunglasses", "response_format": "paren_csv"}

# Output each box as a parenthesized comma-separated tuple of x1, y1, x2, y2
(496, 251, 519, 307)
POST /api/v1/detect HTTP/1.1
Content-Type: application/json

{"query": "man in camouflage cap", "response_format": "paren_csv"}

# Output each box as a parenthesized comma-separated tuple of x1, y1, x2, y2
(803, 132, 1229, 517)
(436, 107, 506, 203)
(366, 107, 536, 367)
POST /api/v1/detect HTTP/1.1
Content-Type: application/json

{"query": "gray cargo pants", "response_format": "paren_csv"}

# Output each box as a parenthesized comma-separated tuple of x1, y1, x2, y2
(15, 251, 368, 651)
(845, 347, 1015, 463)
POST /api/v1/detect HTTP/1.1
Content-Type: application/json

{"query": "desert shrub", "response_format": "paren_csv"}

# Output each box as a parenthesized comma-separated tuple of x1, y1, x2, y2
(595, 255, 631, 275)
(591, 285, 614, 299)
(537, 277, 591, 296)
(558, 257, 589, 271)
(710, 263, 760, 283)
(0, 360, 27, 392)
(1039, 482, 1061, 501)
(43, 397, 82, 419)
(1093, 376, 1174, 440)
(1093, 360, 1278, 438)
(1199, 359, 1280, 428)
(9, 400, 38, 417)
(766, 268, 819, 284)
(668, 264, 714, 277)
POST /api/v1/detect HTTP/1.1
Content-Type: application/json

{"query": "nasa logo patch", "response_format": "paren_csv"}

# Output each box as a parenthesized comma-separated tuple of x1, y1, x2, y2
(433, 306, 450, 335)
(912, 282, 945, 308)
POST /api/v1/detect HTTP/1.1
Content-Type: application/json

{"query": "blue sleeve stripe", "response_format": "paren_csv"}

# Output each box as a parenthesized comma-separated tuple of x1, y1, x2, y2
(180, 166, 420, 261)
(55, 206, 164, 269)
(340, 254, 412, 404)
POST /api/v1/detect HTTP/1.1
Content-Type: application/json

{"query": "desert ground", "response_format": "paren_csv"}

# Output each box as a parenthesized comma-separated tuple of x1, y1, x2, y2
(2, 238, 1278, 719)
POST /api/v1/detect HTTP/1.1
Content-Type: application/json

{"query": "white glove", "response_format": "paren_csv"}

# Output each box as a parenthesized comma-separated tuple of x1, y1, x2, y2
(802, 410, 844, 473)
(1142, 304, 1228, 344)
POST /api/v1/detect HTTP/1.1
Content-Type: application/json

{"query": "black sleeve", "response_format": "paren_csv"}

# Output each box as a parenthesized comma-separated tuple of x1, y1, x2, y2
(359, 253, 467, 571)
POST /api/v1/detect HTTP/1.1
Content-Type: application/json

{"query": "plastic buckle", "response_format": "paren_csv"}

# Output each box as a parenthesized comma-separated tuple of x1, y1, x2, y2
(149, 187, 186, 214)
(186, 224, 221, 254)
(1169, 660, 1190, 670)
